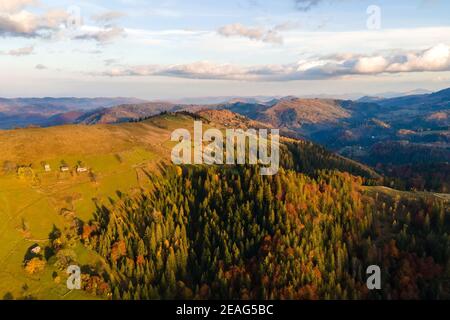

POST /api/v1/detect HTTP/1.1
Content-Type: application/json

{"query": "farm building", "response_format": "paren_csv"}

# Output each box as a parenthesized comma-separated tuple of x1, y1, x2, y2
(60, 166, 70, 172)
(76, 166, 88, 173)
(31, 246, 41, 254)
(44, 164, 51, 172)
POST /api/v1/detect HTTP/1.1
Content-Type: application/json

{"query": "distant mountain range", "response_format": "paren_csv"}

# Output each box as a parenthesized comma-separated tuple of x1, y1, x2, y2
(169, 89, 433, 104)
(0, 88, 448, 175)
(215, 89, 448, 174)
(0, 89, 440, 129)
(0, 97, 148, 129)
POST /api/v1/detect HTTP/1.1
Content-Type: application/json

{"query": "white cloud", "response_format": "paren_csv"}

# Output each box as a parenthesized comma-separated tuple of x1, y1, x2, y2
(0, 1, 126, 44)
(0, 0, 68, 38)
(217, 23, 283, 44)
(387, 44, 450, 72)
(354, 56, 389, 74)
(97, 44, 450, 81)
(74, 26, 126, 43)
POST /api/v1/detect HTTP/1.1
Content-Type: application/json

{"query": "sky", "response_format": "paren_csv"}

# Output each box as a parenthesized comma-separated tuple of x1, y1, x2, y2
(0, 0, 450, 100)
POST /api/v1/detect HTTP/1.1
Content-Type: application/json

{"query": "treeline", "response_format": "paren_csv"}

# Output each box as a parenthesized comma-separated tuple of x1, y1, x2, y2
(369, 141, 450, 166)
(381, 163, 450, 193)
(280, 140, 380, 182)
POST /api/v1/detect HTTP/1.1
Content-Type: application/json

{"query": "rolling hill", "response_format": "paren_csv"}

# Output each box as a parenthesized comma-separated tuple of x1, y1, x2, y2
(75, 102, 182, 125)
(0, 113, 195, 299)
(223, 98, 353, 129)
(0, 97, 148, 129)
(1, 87, 449, 190)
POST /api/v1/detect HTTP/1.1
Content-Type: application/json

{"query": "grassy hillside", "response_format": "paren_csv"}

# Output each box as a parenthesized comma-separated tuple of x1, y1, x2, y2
(0, 114, 196, 299)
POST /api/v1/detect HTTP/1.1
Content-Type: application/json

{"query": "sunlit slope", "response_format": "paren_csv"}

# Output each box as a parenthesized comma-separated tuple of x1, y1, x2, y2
(0, 114, 194, 299)
(0, 116, 184, 164)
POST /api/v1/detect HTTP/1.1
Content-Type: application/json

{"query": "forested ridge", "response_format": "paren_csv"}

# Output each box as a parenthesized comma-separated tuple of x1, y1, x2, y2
(381, 163, 450, 193)
(73, 142, 449, 299)
(86, 166, 374, 299)
(280, 141, 380, 182)
(32, 139, 449, 300)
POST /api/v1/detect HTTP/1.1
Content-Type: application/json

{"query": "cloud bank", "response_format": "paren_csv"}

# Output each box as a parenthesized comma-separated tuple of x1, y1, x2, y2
(0, 1, 125, 43)
(99, 44, 450, 81)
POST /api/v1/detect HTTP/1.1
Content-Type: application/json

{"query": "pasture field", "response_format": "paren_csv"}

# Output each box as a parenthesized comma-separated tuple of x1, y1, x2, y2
(0, 115, 195, 299)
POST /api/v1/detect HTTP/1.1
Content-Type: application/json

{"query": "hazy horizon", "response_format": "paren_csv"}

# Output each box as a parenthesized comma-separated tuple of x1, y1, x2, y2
(0, 86, 447, 103)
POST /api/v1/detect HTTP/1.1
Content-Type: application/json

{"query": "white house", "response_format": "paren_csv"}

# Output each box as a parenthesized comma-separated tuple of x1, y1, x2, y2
(31, 246, 41, 254)
(44, 164, 51, 172)
(76, 167, 88, 173)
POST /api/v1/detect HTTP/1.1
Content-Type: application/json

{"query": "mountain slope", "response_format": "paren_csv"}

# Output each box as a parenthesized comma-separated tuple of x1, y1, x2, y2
(75, 102, 182, 125)
(221, 98, 355, 129)
(196, 109, 273, 129)
(0, 97, 148, 129)
(0, 112, 447, 300)
(84, 160, 449, 300)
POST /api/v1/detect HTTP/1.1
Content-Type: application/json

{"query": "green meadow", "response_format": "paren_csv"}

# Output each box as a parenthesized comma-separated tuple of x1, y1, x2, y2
(0, 115, 194, 299)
